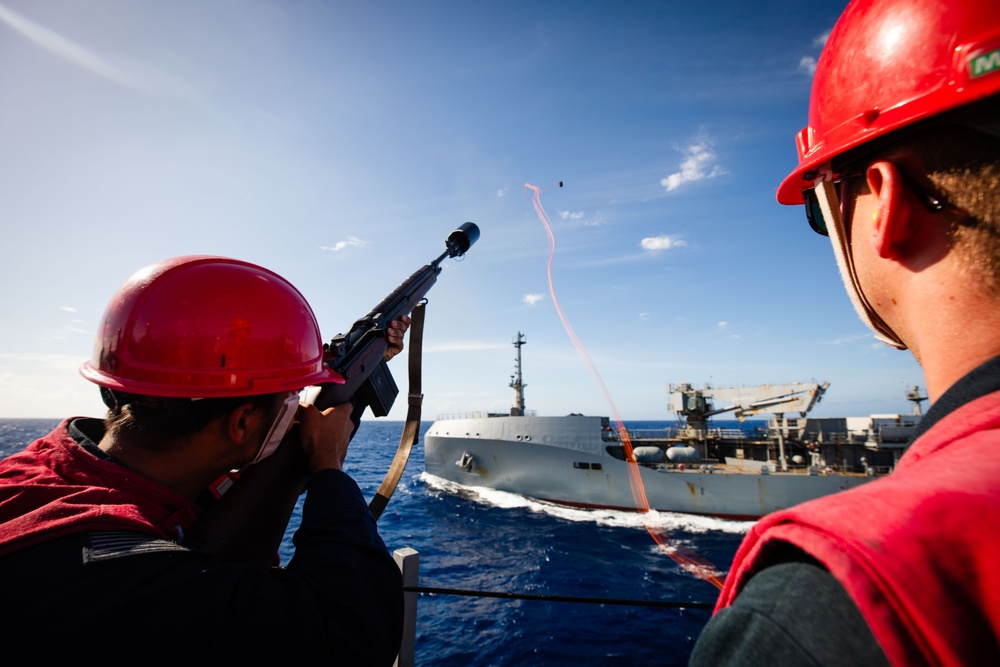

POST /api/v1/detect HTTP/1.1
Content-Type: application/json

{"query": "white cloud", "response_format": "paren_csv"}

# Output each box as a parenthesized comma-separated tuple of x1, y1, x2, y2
(320, 236, 366, 252)
(556, 209, 604, 227)
(641, 235, 686, 251)
(0, 3, 200, 100)
(799, 29, 832, 76)
(660, 135, 725, 192)
(60, 306, 78, 313)
(714, 321, 741, 339)
(523, 293, 545, 305)
(497, 186, 510, 198)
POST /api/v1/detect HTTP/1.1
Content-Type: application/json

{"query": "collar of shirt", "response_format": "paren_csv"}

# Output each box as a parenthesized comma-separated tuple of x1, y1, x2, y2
(910, 354, 1000, 442)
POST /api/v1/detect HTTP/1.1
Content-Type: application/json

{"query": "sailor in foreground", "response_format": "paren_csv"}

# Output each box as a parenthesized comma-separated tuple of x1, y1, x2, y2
(0, 256, 407, 664)
(690, 0, 1000, 665)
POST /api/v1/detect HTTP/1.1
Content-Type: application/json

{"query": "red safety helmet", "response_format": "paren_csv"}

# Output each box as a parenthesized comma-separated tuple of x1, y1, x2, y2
(778, 0, 1000, 204)
(80, 256, 344, 398)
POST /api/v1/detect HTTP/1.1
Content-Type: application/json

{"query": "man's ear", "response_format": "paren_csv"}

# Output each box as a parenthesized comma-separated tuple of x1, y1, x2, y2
(223, 402, 258, 445)
(866, 160, 920, 260)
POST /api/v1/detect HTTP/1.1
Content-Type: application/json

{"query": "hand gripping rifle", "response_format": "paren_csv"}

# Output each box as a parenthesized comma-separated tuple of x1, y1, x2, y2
(186, 223, 480, 567)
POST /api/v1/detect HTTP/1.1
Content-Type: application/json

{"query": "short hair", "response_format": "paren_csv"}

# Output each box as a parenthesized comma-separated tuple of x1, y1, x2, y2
(103, 392, 284, 453)
(836, 97, 1000, 294)
(917, 126, 1000, 293)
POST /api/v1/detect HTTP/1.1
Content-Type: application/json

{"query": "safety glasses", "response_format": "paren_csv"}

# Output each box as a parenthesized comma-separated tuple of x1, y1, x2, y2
(803, 166, 949, 236)
(805, 177, 856, 236)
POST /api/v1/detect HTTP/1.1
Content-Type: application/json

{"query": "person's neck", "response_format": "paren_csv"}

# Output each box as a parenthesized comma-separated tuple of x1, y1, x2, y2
(98, 433, 223, 501)
(902, 280, 1000, 403)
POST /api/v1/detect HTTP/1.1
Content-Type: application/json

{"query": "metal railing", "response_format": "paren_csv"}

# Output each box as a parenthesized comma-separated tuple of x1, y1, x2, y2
(391, 547, 714, 667)
(434, 409, 539, 420)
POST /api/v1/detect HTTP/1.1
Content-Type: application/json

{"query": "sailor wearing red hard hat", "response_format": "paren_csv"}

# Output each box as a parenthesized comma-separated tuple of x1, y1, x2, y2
(691, 1, 1000, 665)
(0, 256, 407, 664)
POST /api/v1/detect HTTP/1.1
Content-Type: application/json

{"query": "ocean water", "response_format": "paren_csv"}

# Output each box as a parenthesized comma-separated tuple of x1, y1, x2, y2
(0, 417, 752, 666)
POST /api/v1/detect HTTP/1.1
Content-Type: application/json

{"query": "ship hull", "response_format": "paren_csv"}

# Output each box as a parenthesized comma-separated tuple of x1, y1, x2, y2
(424, 415, 875, 520)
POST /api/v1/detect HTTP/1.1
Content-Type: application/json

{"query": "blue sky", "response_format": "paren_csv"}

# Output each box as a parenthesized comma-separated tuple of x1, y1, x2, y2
(0, 0, 926, 421)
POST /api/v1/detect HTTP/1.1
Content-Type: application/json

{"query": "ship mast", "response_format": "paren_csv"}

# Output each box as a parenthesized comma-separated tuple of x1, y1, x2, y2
(906, 385, 927, 416)
(509, 332, 527, 416)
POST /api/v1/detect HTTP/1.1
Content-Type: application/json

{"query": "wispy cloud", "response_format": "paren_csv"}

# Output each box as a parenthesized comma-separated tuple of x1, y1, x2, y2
(641, 235, 686, 251)
(715, 321, 741, 339)
(814, 30, 832, 47)
(523, 293, 545, 306)
(320, 236, 367, 252)
(660, 133, 725, 192)
(0, 2, 200, 100)
(798, 57, 818, 76)
(42, 325, 90, 341)
(39, 307, 91, 340)
(497, 186, 510, 198)
(557, 209, 604, 227)
(799, 29, 832, 76)
(0, 352, 87, 371)
(824, 332, 872, 346)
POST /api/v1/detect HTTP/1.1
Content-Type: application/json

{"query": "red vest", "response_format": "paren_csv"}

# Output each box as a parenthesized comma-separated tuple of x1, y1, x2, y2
(0, 419, 199, 557)
(716, 391, 1000, 666)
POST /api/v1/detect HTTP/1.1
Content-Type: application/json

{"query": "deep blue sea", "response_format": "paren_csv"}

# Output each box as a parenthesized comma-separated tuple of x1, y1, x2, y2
(0, 417, 754, 666)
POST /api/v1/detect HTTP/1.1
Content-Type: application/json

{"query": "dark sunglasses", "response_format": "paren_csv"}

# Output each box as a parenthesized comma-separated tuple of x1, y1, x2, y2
(804, 177, 855, 236)
(803, 168, 949, 237)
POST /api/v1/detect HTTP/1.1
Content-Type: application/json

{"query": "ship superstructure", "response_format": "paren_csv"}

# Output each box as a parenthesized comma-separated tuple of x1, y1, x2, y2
(424, 334, 919, 519)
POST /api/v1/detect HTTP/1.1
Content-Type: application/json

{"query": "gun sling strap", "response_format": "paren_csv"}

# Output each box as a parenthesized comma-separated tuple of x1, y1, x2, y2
(368, 301, 426, 520)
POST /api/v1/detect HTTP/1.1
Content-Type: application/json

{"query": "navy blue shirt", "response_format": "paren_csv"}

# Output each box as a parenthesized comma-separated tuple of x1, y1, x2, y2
(0, 419, 403, 665)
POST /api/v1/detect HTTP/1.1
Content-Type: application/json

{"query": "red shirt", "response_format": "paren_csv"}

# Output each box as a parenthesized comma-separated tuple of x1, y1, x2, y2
(0, 418, 198, 556)
(716, 390, 1000, 666)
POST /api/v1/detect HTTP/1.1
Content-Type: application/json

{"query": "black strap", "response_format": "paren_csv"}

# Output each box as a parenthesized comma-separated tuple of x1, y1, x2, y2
(368, 301, 426, 520)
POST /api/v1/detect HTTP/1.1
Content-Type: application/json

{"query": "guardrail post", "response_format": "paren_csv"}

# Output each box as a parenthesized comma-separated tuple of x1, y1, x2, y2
(393, 547, 419, 667)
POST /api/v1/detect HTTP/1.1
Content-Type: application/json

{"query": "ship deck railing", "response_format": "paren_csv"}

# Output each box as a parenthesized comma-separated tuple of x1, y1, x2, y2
(434, 410, 539, 420)
(624, 427, 752, 441)
(390, 547, 714, 667)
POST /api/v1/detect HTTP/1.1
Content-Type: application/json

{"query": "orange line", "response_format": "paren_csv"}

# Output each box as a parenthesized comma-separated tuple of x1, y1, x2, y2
(526, 183, 723, 591)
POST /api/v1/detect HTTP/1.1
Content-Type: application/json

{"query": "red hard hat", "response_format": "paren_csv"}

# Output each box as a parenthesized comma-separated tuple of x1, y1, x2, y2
(80, 256, 344, 398)
(777, 0, 1000, 204)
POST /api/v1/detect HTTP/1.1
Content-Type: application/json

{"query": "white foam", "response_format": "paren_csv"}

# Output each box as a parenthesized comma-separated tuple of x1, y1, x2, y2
(420, 472, 754, 535)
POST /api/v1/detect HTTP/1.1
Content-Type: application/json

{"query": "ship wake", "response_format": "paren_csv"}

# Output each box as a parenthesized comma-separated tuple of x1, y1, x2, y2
(420, 472, 754, 536)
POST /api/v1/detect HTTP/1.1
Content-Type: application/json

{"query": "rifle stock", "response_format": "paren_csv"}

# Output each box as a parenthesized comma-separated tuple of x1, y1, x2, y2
(186, 223, 479, 567)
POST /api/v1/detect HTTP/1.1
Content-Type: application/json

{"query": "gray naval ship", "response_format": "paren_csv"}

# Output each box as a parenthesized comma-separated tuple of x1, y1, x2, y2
(423, 333, 924, 519)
